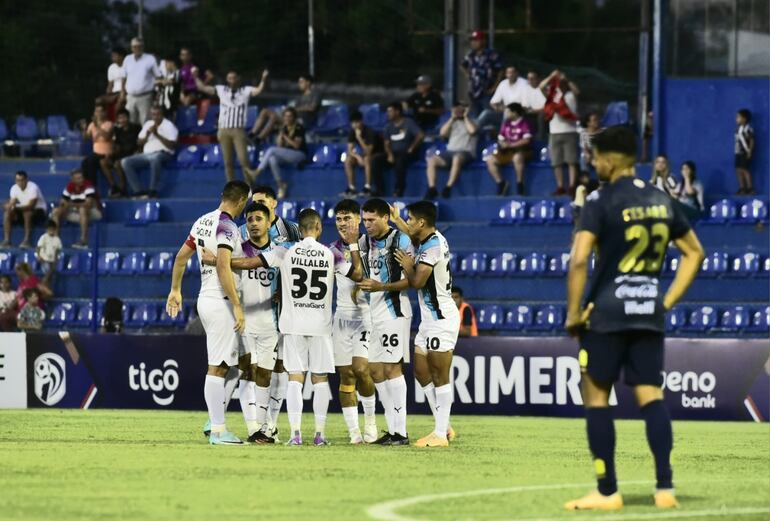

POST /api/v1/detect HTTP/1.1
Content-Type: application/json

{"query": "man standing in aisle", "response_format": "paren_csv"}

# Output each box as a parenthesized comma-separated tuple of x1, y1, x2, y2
(120, 37, 161, 124)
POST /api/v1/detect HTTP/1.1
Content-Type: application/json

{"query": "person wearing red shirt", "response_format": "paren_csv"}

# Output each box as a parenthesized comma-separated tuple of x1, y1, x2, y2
(51, 170, 103, 249)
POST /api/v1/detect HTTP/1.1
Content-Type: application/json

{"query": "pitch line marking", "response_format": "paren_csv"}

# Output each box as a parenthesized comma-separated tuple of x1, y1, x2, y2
(365, 481, 770, 521)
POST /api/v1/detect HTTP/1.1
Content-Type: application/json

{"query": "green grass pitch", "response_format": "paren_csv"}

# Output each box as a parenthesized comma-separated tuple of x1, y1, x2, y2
(1, 410, 768, 520)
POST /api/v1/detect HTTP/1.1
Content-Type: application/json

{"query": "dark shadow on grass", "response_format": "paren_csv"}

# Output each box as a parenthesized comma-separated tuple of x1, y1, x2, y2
(622, 494, 705, 506)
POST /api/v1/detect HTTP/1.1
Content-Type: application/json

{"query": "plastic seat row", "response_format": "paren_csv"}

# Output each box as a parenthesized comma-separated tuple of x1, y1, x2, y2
(0, 251, 199, 276)
(707, 198, 768, 223)
(494, 200, 573, 224)
(0, 115, 71, 142)
(46, 300, 192, 329)
(174, 142, 349, 170)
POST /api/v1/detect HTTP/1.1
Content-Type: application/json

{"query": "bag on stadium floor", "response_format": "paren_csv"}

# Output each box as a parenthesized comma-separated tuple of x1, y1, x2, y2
(102, 297, 123, 333)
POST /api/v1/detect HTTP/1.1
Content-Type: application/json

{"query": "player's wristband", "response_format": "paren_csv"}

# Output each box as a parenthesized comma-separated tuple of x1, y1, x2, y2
(348, 243, 359, 252)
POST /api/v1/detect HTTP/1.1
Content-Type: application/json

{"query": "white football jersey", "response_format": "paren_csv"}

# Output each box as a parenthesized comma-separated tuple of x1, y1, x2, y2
(239, 239, 279, 334)
(185, 209, 242, 299)
(364, 228, 413, 324)
(262, 237, 351, 337)
(328, 236, 370, 322)
(415, 231, 459, 322)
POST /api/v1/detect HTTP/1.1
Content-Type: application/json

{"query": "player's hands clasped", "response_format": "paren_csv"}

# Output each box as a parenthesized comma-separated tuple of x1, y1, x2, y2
(166, 290, 182, 318)
(565, 302, 594, 337)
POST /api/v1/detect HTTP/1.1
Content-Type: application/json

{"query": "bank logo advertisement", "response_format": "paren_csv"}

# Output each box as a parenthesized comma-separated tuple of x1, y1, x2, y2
(662, 370, 717, 409)
(128, 360, 180, 406)
(34, 353, 67, 406)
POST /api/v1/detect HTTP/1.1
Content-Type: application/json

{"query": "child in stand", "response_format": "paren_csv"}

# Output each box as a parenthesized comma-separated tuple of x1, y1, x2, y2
(17, 288, 45, 331)
(36, 220, 62, 287)
(735, 108, 755, 195)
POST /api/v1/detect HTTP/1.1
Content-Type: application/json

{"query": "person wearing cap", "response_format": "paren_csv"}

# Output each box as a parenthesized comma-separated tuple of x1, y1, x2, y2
(460, 30, 504, 117)
(403, 75, 445, 131)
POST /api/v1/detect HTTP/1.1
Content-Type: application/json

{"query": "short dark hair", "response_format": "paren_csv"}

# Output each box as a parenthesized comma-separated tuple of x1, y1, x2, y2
(300, 73, 314, 83)
(252, 185, 277, 200)
(386, 102, 402, 113)
(111, 47, 126, 56)
(350, 110, 363, 122)
(506, 102, 525, 117)
(452, 286, 463, 296)
(298, 208, 321, 232)
(71, 169, 84, 177)
(406, 200, 437, 227)
(0, 275, 10, 284)
(116, 108, 129, 118)
(22, 287, 38, 300)
(46, 219, 58, 230)
(221, 180, 250, 203)
(738, 108, 752, 122)
(361, 198, 390, 217)
(15, 170, 28, 179)
(591, 126, 637, 157)
(244, 201, 271, 220)
(334, 199, 361, 215)
(283, 107, 298, 118)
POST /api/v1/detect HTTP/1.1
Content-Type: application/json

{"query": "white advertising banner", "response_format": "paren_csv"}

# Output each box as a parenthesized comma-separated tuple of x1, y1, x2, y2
(0, 332, 28, 408)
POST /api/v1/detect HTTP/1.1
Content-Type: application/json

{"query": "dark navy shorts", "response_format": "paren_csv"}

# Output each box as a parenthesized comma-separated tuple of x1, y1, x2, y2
(578, 329, 664, 386)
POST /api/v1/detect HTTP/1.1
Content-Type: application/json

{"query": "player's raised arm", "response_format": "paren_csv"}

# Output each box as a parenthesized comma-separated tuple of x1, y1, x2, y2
(388, 204, 410, 235)
(166, 239, 195, 318)
(664, 230, 705, 310)
(565, 229, 596, 336)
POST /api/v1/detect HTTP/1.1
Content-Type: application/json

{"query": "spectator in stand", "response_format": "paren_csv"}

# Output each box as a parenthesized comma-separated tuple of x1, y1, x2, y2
(249, 74, 320, 141)
(121, 105, 178, 199)
(461, 30, 504, 116)
(120, 37, 161, 125)
(451, 287, 478, 337)
(651, 154, 679, 197)
(524, 71, 547, 139)
(478, 66, 529, 134)
(735, 108, 755, 195)
(579, 112, 602, 172)
(425, 101, 478, 199)
(35, 220, 62, 286)
(341, 110, 384, 197)
(15, 263, 52, 309)
(2, 171, 47, 249)
(0, 276, 18, 332)
(17, 288, 44, 332)
(194, 68, 268, 184)
(384, 102, 424, 197)
(178, 47, 199, 106)
(80, 104, 114, 185)
(540, 70, 580, 196)
(156, 57, 181, 119)
(95, 48, 126, 116)
(485, 103, 532, 196)
(676, 160, 705, 219)
(403, 75, 445, 131)
(51, 170, 104, 249)
(255, 107, 306, 199)
(109, 109, 140, 197)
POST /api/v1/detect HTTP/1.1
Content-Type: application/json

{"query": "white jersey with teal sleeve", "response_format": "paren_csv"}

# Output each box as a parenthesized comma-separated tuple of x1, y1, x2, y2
(328, 236, 370, 322)
(416, 231, 459, 322)
(239, 239, 280, 334)
(365, 228, 413, 324)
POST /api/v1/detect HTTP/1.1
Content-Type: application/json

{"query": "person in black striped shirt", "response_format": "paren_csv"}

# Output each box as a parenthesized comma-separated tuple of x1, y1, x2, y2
(195, 68, 268, 184)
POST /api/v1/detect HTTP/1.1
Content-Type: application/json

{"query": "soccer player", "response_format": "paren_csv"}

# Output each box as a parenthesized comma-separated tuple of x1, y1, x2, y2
(328, 199, 378, 444)
(564, 126, 704, 510)
(394, 201, 460, 448)
(358, 198, 413, 446)
(166, 180, 251, 445)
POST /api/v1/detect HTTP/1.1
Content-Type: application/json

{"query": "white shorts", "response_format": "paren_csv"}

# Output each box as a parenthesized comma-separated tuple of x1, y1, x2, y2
(370, 316, 412, 364)
(276, 334, 284, 360)
(240, 331, 280, 370)
(333, 317, 371, 367)
(414, 316, 461, 355)
(283, 334, 335, 374)
(198, 296, 239, 366)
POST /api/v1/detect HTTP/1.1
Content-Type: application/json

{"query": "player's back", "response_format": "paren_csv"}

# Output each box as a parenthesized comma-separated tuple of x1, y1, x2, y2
(187, 209, 242, 298)
(366, 228, 412, 322)
(329, 237, 370, 321)
(580, 176, 691, 333)
(416, 231, 459, 322)
(278, 237, 335, 336)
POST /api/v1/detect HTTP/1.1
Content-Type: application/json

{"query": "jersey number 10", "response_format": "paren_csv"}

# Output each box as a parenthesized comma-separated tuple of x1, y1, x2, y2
(618, 223, 670, 273)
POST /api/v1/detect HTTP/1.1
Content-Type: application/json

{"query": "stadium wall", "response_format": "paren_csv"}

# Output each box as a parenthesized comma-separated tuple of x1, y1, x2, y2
(663, 77, 769, 195)
(6, 333, 768, 422)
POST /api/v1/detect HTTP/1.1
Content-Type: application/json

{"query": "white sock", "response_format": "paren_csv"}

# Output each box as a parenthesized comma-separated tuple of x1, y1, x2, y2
(267, 371, 288, 428)
(422, 382, 437, 418)
(434, 384, 453, 438)
(238, 380, 258, 435)
(374, 381, 393, 433)
(254, 384, 270, 428)
(223, 367, 242, 410)
(313, 381, 331, 435)
(360, 393, 376, 426)
(204, 375, 226, 432)
(286, 380, 304, 436)
(386, 376, 408, 437)
(342, 406, 360, 435)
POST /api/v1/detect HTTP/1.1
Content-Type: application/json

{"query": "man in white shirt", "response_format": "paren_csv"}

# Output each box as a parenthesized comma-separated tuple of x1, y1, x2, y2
(96, 48, 126, 112)
(2, 171, 47, 248)
(524, 71, 547, 140)
(120, 105, 178, 198)
(120, 37, 161, 124)
(478, 66, 529, 132)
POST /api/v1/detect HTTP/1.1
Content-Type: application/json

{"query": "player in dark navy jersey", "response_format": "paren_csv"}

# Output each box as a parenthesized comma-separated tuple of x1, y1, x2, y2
(564, 127, 705, 511)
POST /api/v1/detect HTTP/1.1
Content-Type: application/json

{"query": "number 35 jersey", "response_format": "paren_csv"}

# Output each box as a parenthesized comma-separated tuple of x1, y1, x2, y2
(261, 237, 352, 337)
(415, 231, 459, 323)
(578, 177, 691, 333)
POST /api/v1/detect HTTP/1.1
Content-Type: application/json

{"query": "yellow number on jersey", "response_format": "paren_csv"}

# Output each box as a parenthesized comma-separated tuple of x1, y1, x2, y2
(618, 223, 670, 273)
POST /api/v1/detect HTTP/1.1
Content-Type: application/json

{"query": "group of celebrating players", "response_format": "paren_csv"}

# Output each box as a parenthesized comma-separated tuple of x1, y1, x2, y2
(166, 184, 459, 448)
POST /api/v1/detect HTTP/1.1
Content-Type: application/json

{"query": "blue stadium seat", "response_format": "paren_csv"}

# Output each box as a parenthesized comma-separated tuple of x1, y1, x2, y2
(556, 202, 574, 224)
(663, 252, 680, 276)
(175, 105, 198, 134)
(118, 252, 147, 274)
(683, 305, 717, 332)
(314, 104, 350, 135)
(175, 145, 205, 167)
(309, 144, 342, 169)
(47, 302, 77, 327)
(707, 199, 737, 223)
(0, 118, 7, 141)
(245, 105, 259, 130)
(729, 252, 760, 277)
(15, 250, 39, 272)
(477, 304, 504, 330)
(276, 200, 298, 221)
(390, 201, 410, 222)
(424, 143, 447, 163)
(449, 252, 459, 273)
(481, 142, 498, 161)
(487, 252, 517, 277)
(517, 252, 547, 276)
(747, 306, 770, 333)
(97, 251, 121, 275)
(73, 301, 95, 327)
(14, 116, 39, 140)
(147, 252, 175, 275)
(763, 257, 770, 277)
(61, 251, 93, 275)
(126, 302, 159, 328)
(546, 252, 570, 277)
(46, 115, 70, 139)
(528, 199, 556, 223)
(185, 255, 199, 275)
(0, 251, 13, 274)
(738, 199, 768, 223)
(201, 144, 224, 168)
(459, 252, 487, 277)
(601, 101, 630, 127)
(359, 103, 386, 130)
(127, 201, 161, 226)
(194, 104, 219, 134)
(700, 251, 729, 278)
(495, 200, 527, 224)
(504, 305, 533, 330)
(665, 307, 687, 332)
(531, 305, 564, 331)
(302, 200, 327, 220)
(719, 306, 750, 332)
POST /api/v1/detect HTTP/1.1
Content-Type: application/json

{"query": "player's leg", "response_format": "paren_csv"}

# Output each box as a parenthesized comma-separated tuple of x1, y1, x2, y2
(416, 320, 458, 447)
(265, 335, 288, 439)
(369, 326, 395, 442)
(283, 335, 308, 445)
(334, 319, 362, 443)
(413, 328, 438, 418)
(248, 333, 278, 443)
(352, 322, 377, 441)
(236, 352, 260, 437)
(383, 317, 410, 445)
(310, 336, 336, 446)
